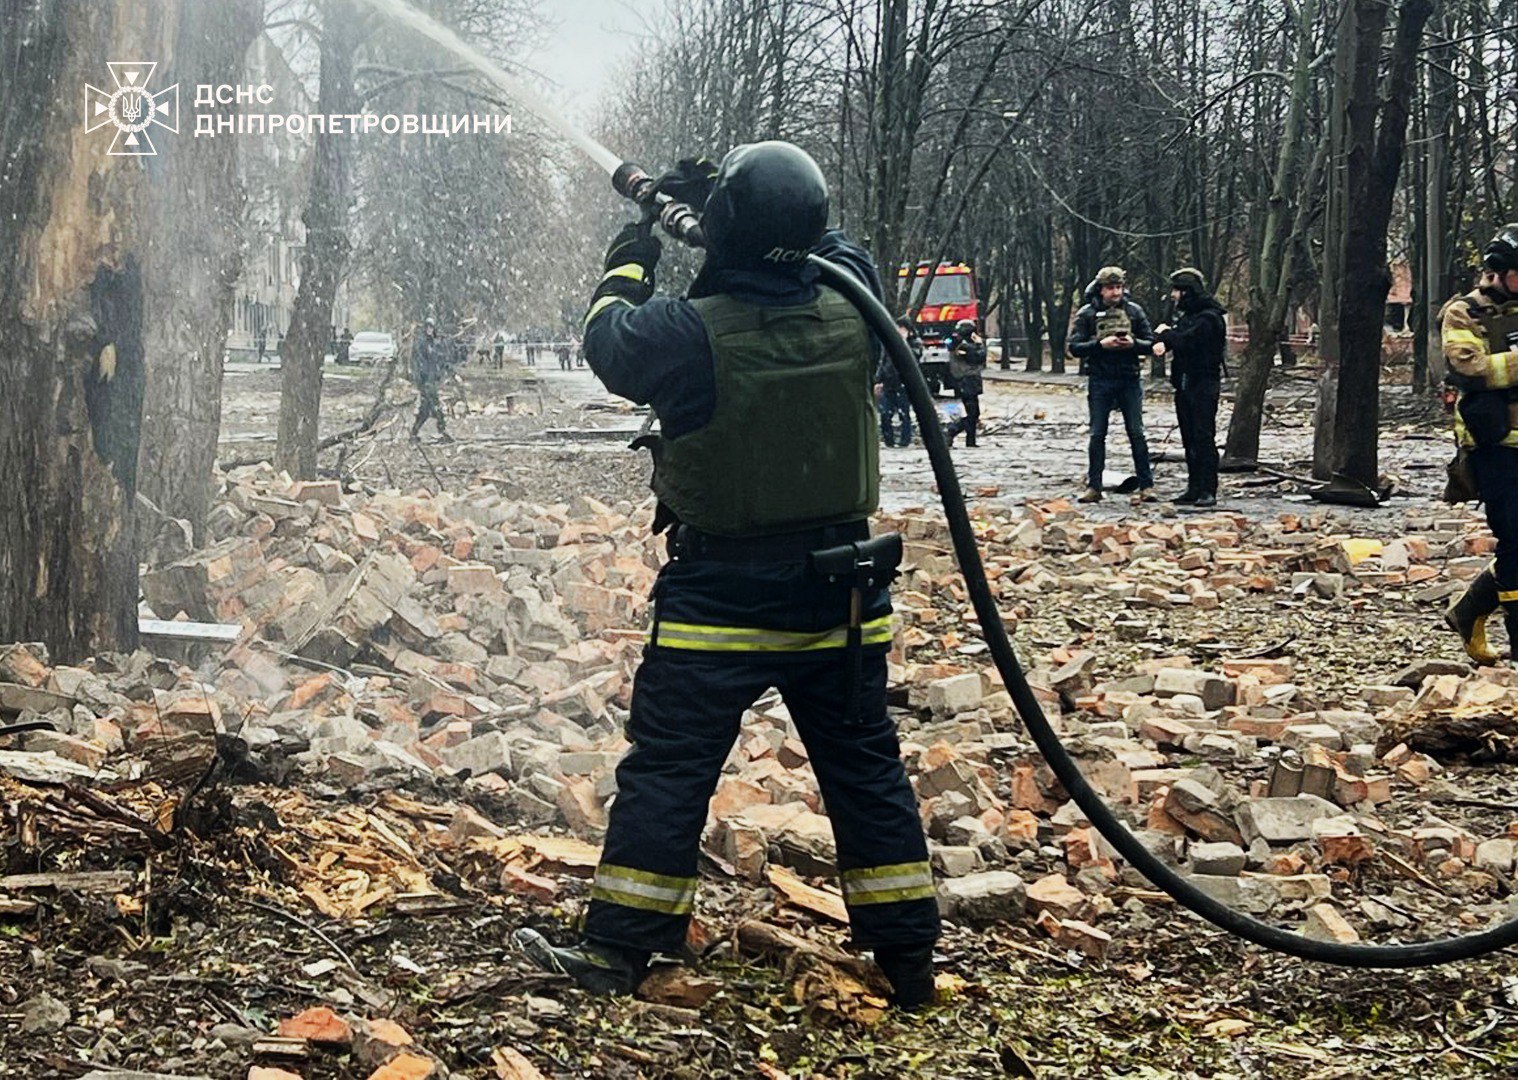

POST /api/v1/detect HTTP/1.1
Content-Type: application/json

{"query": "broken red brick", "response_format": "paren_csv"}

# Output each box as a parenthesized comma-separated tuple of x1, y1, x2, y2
(1262, 852, 1307, 876)
(1025, 873, 1086, 920)
(1318, 832, 1375, 866)
(286, 673, 335, 711)
(500, 865, 559, 903)
(366, 1052, 436, 1080)
(356, 1018, 414, 1069)
(279, 1005, 352, 1046)
(1002, 808, 1040, 842)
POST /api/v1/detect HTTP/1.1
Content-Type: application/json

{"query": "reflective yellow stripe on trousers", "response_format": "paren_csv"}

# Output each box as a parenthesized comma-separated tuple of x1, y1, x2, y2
(651, 615, 894, 652)
(590, 863, 697, 915)
(840, 861, 937, 906)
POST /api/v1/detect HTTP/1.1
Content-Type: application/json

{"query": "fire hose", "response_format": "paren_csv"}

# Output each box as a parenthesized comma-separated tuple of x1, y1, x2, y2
(611, 162, 1518, 968)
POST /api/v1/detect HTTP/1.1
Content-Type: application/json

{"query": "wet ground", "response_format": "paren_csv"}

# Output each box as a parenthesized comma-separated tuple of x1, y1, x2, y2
(219, 358, 1453, 526)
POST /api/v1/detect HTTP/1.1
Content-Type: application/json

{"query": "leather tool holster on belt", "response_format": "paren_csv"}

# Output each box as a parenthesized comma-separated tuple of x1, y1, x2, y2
(809, 532, 903, 723)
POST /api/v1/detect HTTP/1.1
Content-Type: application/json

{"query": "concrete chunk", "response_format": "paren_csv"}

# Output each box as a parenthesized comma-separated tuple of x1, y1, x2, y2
(439, 731, 514, 777)
(1153, 669, 1235, 710)
(936, 871, 1027, 924)
(1189, 841, 1247, 876)
(1235, 795, 1341, 845)
(926, 673, 982, 716)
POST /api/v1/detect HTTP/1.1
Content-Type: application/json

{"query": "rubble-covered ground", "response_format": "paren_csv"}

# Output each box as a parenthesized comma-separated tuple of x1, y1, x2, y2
(6, 360, 1518, 1079)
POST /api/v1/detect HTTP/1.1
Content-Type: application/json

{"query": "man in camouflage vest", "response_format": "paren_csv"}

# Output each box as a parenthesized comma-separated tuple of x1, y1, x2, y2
(1068, 266, 1155, 503)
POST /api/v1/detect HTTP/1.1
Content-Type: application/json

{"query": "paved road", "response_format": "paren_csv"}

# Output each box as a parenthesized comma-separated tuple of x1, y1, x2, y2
(220, 357, 1452, 531)
(539, 363, 1451, 527)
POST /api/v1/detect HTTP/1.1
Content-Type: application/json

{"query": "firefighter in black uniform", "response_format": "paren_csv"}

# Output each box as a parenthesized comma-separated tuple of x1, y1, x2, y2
(1442, 224, 1518, 663)
(944, 318, 987, 447)
(516, 142, 940, 1009)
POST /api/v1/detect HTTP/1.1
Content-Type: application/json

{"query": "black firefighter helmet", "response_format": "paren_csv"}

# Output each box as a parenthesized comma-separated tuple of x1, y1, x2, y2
(1484, 223, 1518, 274)
(702, 141, 828, 271)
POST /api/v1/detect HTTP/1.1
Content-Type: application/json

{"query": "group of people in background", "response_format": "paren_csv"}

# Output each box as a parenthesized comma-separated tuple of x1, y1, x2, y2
(876, 316, 987, 449)
(878, 263, 1228, 507)
(1070, 264, 1226, 507)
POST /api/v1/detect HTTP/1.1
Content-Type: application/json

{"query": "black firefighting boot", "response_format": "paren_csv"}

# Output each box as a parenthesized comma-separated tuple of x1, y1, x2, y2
(874, 944, 936, 1011)
(1445, 568, 1502, 665)
(514, 927, 649, 995)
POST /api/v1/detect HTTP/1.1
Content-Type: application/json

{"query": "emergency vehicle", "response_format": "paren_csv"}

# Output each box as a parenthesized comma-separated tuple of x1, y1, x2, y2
(899, 262, 980, 394)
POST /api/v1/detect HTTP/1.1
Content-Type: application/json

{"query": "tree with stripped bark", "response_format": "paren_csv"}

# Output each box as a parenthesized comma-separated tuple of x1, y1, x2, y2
(0, 1, 182, 659)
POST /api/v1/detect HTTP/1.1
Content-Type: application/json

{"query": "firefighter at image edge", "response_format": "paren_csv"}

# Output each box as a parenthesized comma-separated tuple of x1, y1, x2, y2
(1442, 223, 1518, 666)
(514, 141, 941, 1009)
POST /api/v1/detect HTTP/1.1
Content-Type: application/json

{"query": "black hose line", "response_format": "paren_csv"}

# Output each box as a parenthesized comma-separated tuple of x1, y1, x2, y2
(807, 251, 1518, 967)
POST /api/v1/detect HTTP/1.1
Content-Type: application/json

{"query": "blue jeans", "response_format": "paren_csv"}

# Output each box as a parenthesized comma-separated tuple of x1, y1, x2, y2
(879, 385, 912, 447)
(1088, 376, 1152, 489)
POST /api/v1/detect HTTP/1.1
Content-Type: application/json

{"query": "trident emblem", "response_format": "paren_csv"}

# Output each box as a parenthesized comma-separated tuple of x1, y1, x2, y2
(85, 62, 179, 156)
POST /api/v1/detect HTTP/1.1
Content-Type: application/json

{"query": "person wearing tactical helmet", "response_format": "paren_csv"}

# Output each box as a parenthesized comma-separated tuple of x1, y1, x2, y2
(1441, 224, 1518, 664)
(944, 317, 988, 447)
(1068, 266, 1155, 503)
(515, 142, 941, 1010)
(409, 317, 452, 443)
(1152, 267, 1227, 507)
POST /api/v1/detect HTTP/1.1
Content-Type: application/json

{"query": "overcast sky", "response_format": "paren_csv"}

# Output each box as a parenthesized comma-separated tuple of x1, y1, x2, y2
(532, 0, 653, 121)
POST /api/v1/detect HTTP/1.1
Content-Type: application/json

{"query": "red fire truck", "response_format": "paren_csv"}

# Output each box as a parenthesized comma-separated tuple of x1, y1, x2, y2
(899, 262, 980, 394)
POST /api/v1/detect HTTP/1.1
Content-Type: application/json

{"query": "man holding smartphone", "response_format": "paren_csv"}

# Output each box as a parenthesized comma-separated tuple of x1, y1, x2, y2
(1069, 266, 1154, 503)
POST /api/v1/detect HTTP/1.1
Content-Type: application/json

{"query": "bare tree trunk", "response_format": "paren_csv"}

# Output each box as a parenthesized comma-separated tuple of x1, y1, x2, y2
(1410, 87, 1429, 392)
(1312, 0, 1356, 479)
(1423, 10, 1455, 388)
(1224, 0, 1321, 468)
(139, 0, 261, 541)
(1322, 0, 1433, 497)
(277, 0, 360, 480)
(0, 1, 179, 660)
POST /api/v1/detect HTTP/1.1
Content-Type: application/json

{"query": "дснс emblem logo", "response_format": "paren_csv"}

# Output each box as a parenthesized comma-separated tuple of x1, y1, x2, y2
(84, 62, 178, 156)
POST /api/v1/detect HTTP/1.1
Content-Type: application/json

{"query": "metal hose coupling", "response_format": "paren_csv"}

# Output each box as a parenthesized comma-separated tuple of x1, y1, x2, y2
(658, 201, 705, 248)
(612, 161, 707, 249)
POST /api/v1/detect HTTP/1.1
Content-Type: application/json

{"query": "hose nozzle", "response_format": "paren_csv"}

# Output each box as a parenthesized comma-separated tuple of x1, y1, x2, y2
(612, 162, 656, 205)
(612, 161, 707, 249)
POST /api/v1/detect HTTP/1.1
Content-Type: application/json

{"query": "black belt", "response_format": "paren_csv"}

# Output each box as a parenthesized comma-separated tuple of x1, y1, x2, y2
(667, 521, 869, 562)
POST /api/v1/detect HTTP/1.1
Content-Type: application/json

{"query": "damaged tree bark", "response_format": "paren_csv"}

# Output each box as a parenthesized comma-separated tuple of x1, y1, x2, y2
(138, 0, 262, 543)
(277, 0, 361, 481)
(1315, 0, 1433, 499)
(0, 1, 180, 660)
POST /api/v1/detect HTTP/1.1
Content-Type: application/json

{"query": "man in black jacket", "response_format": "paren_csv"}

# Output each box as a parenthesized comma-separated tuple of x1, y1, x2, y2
(1068, 266, 1154, 502)
(410, 318, 453, 442)
(875, 317, 920, 447)
(1153, 267, 1226, 506)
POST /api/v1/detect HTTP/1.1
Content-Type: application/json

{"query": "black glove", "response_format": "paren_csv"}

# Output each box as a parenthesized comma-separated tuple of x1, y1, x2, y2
(586, 222, 662, 324)
(653, 157, 719, 209)
(604, 221, 662, 277)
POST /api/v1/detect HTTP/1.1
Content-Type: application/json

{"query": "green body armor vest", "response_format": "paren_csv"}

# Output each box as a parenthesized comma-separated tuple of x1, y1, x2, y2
(1481, 306, 1518, 353)
(1094, 306, 1134, 341)
(652, 287, 879, 537)
(1455, 296, 1518, 449)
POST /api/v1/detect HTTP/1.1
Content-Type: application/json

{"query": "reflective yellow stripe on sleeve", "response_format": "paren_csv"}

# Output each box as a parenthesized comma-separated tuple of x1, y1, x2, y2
(1498, 590, 1518, 603)
(840, 861, 937, 906)
(650, 615, 894, 652)
(602, 263, 646, 283)
(1490, 351, 1515, 388)
(1443, 328, 1486, 348)
(590, 864, 697, 915)
(584, 294, 632, 329)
